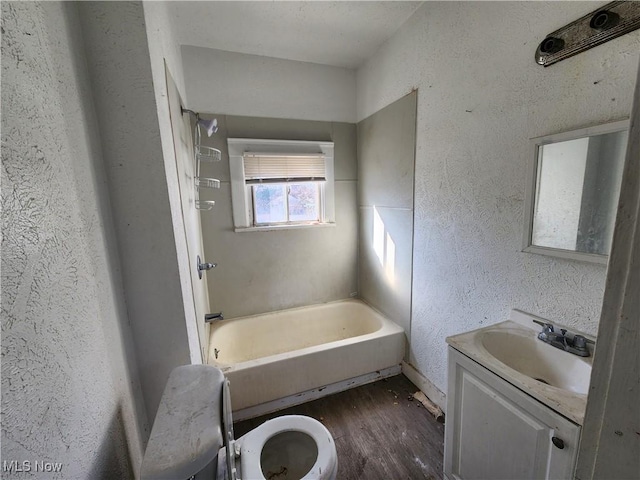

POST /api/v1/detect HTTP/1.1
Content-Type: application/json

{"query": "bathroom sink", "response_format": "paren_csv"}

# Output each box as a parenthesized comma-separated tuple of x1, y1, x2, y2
(479, 330, 591, 395)
(446, 315, 594, 425)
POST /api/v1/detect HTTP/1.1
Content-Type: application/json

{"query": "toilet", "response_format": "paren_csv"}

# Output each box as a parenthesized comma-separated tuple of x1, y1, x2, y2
(140, 365, 338, 480)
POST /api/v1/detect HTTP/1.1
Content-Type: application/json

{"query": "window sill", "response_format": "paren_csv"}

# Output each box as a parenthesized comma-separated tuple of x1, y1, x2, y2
(234, 222, 336, 233)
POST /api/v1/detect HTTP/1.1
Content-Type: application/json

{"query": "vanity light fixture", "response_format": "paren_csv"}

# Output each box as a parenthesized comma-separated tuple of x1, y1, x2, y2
(536, 1, 640, 67)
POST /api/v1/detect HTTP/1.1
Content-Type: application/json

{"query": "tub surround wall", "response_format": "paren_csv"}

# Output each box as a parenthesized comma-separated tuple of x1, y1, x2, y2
(78, 1, 194, 422)
(182, 46, 357, 123)
(2, 2, 146, 476)
(356, 1, 640, 396)
(161, 68, 211, 363)
(197, 114, 358, 319)
(357, 92, 417, 354)
(143, 0, 207, 361)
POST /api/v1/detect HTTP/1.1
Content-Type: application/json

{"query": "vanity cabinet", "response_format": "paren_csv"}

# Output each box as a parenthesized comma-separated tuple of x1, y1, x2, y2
(444, 348, 581, 480)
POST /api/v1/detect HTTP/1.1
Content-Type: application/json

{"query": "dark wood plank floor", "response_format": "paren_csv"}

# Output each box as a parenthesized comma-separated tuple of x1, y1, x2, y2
(234, 375, 445, 480)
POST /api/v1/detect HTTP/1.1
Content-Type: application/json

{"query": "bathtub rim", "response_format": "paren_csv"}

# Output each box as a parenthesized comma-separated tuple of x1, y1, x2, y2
(208, 298, 404, 369)
(211, 297, 385, 325)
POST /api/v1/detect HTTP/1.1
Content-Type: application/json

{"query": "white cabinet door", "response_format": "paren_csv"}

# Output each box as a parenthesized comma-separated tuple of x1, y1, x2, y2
(444, 348, 581, 480)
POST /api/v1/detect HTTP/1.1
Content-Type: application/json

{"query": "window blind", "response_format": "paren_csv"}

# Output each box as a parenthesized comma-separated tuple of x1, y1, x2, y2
(243, 153, 326, 184)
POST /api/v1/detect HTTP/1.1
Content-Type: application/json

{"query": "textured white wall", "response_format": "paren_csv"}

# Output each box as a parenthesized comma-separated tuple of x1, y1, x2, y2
(2, 2, 146, 477)
(182, 46, 357, 123)
(143, 1, 187, 100)
(576, 61, 640, 480)
(357, 1, 640, 395)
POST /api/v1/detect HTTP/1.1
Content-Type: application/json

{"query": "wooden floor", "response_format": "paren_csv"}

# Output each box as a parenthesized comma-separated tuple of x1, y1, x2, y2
(234, 375, 445, 479)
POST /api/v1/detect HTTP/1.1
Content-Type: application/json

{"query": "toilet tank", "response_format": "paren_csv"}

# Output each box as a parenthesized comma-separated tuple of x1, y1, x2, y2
(141, 365, 225, 480)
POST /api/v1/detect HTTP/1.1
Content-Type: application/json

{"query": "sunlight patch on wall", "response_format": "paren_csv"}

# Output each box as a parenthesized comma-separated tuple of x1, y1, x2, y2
(372, 206, 397, 286)
(385, 232, 396, 283)
(373, 206, 385, 265)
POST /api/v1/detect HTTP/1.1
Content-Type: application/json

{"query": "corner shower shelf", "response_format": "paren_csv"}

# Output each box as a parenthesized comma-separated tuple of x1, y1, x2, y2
(196, 145, 222, 163)
(191, 118, 221, 212)
(195, 177, 221, 189)
(195, 200, 216, 211)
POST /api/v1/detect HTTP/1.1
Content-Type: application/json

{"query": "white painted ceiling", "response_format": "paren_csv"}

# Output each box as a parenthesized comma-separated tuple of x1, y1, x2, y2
(169, 1, 423, 69)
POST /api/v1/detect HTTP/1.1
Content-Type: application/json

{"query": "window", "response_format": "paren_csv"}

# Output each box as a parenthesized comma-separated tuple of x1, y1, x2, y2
(252, 183, 321, 225)
(227, 139, 335, 231)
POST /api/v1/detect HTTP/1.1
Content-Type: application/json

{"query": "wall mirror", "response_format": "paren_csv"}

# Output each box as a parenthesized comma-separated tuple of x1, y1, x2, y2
(523, 120, 629, 264)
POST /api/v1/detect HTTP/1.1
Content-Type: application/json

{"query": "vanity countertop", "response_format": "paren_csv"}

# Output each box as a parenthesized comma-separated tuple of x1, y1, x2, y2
(446, 319, 593, 425)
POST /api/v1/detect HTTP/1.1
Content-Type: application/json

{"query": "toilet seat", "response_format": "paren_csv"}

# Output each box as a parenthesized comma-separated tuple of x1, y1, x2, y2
(236, 415, 337, 480)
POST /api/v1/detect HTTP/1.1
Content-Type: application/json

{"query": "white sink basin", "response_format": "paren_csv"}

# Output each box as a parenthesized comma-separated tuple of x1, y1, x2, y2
(480, 330, 591, 395)
(447, 318, 595, 424)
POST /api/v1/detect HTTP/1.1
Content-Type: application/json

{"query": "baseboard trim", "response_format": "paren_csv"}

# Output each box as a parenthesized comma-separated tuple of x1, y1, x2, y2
(401, 361, 447, 414)
(232, 364, 402, 422)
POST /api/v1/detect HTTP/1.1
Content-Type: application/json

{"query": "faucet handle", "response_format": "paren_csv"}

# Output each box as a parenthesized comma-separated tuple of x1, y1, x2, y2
(197, 255, 217, 279)
(573, 335, 595, 349)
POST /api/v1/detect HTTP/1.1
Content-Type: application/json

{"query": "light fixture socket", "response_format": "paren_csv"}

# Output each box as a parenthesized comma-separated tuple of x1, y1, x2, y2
(539, 37, 564, 54)
(590, 10, 620, 31)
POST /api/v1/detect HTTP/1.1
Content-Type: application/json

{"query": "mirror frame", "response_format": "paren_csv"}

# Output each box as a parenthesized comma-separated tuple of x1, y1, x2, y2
(523, 119, 629, 264)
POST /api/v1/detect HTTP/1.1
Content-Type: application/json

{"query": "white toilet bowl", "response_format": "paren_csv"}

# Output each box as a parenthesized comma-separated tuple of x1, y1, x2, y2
(141, 365, 339, 480)
(235, 415, 338, 480)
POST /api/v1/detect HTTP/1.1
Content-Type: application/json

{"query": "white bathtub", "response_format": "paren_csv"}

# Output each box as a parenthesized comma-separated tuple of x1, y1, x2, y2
(207, 299, 405, 417)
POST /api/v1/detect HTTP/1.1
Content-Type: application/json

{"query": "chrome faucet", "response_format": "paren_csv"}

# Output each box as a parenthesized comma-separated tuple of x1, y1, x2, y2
(205, 312, 224, 323)
(532, 319, 594, 357)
